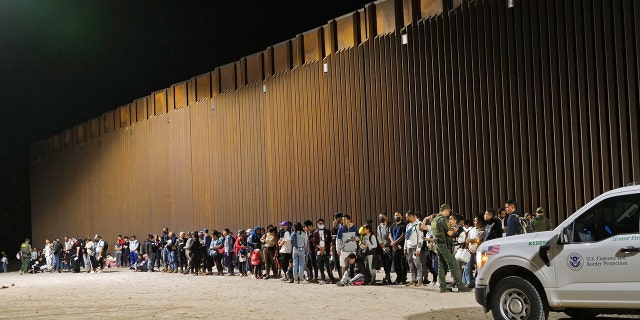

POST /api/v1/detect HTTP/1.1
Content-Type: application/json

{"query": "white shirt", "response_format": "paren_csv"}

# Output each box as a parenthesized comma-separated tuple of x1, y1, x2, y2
(95, 240, 104, 256)
(129, 239, 139, 252)
(279, 231, 292, 254)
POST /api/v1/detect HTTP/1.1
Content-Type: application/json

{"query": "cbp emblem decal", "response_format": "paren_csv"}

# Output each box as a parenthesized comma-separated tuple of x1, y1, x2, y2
(567, 253, 583, 271)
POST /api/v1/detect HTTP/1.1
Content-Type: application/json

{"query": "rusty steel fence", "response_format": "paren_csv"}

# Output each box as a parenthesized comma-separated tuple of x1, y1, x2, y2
(31, 0, 639, 245)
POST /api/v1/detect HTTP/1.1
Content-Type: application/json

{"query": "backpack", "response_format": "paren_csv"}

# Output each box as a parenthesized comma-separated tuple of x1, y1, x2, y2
(250, 249, 261, 266)
(102, 240, 109, 254)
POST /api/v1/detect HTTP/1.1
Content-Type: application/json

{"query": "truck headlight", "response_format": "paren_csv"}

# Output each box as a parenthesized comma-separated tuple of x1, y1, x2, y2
(477, 251, 489, 270)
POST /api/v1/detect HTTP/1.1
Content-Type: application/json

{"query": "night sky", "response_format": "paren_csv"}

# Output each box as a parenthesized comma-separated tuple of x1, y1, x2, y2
(0, 0, 374, 256)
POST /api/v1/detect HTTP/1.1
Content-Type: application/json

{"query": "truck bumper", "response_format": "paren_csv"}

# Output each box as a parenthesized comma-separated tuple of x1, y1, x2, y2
(475, 284, 490, 312)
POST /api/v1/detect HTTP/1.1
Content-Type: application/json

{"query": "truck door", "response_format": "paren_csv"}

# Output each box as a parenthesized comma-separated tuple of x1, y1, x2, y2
(554, 193, 640, 308)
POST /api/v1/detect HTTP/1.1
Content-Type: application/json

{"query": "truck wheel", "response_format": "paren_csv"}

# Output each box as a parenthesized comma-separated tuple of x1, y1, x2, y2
(490, 276, 548, 320)
(563, 309, 599, 319)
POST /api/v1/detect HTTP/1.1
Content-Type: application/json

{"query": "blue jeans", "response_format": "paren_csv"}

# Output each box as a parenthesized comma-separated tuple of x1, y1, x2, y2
(130, 252, 138, 268)
(53, 255, 63, 271)
(462, 252, 477, 286)
(169, 251, 176, 271)
(292, 248, 306, 281)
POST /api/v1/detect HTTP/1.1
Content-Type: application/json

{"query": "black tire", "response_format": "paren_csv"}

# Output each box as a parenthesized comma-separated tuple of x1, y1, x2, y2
(490, 276, 548, 320)
(563, 309, 600, 319)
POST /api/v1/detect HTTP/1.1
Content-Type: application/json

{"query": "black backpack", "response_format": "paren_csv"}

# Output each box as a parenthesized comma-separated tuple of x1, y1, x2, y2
(103, 240, 109, 254)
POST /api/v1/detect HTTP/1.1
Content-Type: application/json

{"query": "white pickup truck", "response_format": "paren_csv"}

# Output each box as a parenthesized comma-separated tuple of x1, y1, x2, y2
(475, 183, 640, 319)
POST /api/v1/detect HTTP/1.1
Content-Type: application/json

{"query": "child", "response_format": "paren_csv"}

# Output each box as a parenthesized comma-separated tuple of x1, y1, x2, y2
(336, 253, 365, 286)
(250, 249, 262, 279)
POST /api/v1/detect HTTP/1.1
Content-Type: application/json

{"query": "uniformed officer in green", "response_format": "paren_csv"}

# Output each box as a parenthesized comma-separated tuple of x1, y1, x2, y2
(431, 204, 472, 293)
(530, 207, 554, 232)
(19, 238, 31, 275)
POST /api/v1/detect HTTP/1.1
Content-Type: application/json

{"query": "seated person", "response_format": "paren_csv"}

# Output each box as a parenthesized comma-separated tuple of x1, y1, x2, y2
(105, 254, 117, 268)
(134, 254, 149, 272)
(337, 253, 366, 286)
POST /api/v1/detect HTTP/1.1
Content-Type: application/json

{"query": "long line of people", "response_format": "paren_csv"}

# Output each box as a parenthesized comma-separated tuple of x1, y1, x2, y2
(15, 199, 554, 292)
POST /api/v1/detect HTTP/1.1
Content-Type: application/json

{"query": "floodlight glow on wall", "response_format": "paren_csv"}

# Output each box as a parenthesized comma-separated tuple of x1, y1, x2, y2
(401, 34, 408, 45)
(323, 63, 328, 73)
(508, 0, 514, 8)
(263, 84, 267, 93)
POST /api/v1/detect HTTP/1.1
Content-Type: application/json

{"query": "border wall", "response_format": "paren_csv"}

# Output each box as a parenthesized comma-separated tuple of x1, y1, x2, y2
(31, 0, 640, 245)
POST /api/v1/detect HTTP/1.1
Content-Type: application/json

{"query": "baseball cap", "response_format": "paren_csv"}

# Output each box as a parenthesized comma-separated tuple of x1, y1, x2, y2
(440, 203, 451, 211)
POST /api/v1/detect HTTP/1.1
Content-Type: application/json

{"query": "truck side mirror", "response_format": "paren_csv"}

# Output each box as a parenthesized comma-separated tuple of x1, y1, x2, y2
(559, 226, 573, 244)
(538, 234, 559, 267)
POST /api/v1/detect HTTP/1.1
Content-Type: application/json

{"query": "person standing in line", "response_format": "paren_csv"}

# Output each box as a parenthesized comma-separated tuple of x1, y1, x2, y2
(43, 239, 53, 272)
(504, 199, 523, 236)
(52, 239, 63, 273)
(432, 204, 472, 293)
(290, 222, 308, 284)
(278, 221, 292, 280)
(128, 235, 139, 269)
(390, 211, 407, 285)
(121, 236, 130, 267)
(19, 238, 31, 275)
(330, 212, 344, 279)
(483, 209, 503, 242)
(313, 218, 336, 284)
(336, 214, 359, 277)
(223, 228, 236, 276)
(303, 220, 318, 283)
(463, 215, 485, 288)
(94, 235, 106, 272)
(114, 236, 123, 268)
(359, 224, 378, 285)
(377, 212, 393, 285)
(404, 211, 423, 287)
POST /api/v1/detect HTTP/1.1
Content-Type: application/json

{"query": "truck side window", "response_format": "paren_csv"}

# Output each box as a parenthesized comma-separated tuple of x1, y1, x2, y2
(571, 194, 640, 243)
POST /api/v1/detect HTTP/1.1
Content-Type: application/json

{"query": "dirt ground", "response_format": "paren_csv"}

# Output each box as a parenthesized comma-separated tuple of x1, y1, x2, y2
(0, 268, 637, 320)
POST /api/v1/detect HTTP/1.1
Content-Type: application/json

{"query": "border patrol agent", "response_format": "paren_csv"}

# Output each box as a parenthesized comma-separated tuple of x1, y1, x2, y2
(432, 204, 472, 293)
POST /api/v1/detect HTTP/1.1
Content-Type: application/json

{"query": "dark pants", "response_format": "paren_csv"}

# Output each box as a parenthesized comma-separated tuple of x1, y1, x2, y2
(392, 248, 407, 283)
(331, 244, 342, 279)
(213, 252, 224, 274)
(150, 252, 161, 271)
(306, 251, 318, 280)
(225, 252, 235, 274)
(204, 254, 213, 273)
(279, 252, 291, 278)
(262, 247, 277, 276)
(316, 252, 336, 281)
(380, 247, 393, 281)
(188, 254, 201, 274)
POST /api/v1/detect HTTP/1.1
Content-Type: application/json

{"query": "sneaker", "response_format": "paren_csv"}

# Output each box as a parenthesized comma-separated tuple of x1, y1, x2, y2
(440, 287, 453, 293)
(318, 280, 325, 285)
(416, 280, 423, 287)
(336, 281, 345, 287)
(406, 281, 416, 287)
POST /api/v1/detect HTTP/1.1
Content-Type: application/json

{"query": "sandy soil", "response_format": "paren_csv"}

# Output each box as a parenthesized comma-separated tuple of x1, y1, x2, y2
(0, 268, 636, 320)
